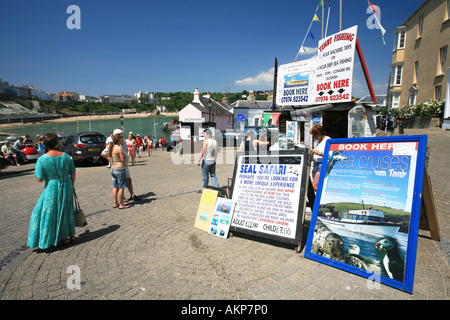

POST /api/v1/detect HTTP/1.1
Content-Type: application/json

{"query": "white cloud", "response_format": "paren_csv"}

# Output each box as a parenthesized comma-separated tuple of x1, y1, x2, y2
(234, 67, 274, 86)
(351, 78, 388, 98)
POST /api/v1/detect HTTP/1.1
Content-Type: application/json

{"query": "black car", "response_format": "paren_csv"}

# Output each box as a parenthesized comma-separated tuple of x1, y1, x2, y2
(63, 132, 107, 164)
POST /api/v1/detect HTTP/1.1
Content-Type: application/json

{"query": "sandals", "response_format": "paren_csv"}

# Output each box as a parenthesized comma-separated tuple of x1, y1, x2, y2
(128, 195, 141, 201)
(119, 205, 131, 209)
(58, 236, 76, 247)
(58, 239, 70, 247)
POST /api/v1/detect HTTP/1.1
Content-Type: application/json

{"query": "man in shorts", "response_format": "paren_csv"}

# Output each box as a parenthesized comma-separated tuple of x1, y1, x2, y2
(1, 140, 20, 166)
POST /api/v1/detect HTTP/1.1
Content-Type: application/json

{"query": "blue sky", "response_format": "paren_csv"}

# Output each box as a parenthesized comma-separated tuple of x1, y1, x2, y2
(0, 0, 426, 98)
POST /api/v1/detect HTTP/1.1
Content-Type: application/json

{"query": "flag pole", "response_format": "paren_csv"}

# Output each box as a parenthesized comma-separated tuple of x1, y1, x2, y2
(272, 57, 278, 111)
(295, 3, 320, 61)
(321, 1, 324, 38)
(367, 0, 386, 44)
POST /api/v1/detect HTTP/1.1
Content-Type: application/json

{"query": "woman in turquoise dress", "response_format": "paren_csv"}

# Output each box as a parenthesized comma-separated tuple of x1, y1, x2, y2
(27, 133, 77, 249)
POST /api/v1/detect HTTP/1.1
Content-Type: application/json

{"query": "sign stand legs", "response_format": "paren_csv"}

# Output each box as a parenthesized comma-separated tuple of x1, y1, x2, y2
(419, 167, 440, 241)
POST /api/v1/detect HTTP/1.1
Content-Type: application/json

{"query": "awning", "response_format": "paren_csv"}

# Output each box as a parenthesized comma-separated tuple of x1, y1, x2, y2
(290, 104, 333, 121)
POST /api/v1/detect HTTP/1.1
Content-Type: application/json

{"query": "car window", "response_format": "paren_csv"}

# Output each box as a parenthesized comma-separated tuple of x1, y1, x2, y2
(80, 135, 105, 144)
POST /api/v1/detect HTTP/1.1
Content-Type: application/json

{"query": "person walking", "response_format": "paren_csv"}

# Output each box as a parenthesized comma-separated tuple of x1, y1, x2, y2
(136, 134, 143, 158)
(126, 132, 137, 165)
(27, 133, 77, 249)
(197, 129, 219, 192)
(147, 136, 153, 156)
(309, 124, 330, 191)
(108, 132, 131, 209)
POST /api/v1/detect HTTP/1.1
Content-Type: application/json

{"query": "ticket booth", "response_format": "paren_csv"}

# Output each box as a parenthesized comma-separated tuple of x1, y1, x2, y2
(348, 105, 379, 138)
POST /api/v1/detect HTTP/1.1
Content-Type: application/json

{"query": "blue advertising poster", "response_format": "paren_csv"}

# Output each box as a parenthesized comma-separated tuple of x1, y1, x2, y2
(304, 135, 428, 293)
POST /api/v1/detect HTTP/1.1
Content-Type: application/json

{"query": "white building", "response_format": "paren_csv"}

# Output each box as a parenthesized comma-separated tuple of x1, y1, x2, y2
(229, 91, 272, 129)
(134, 91, 154, 102)
(178, 88, 233, 132)
(100, 95, 134, 103)
(79, 94, 91, 102)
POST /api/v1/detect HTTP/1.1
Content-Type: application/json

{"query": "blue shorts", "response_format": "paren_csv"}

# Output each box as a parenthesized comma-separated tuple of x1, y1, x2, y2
(111, 169, 127, 189)
(313, 161, 322, 175)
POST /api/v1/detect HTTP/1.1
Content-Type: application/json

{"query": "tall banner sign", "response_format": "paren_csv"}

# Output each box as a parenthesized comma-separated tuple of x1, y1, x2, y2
(313, 25, 358, 104)
(276, 25, 358, 107)
(304, 135, 428, 293)
(276, 57, 317, 106)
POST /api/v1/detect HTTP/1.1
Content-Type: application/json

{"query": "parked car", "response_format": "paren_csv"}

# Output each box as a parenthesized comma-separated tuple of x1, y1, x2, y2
(63, 132, 107, 164)
(22, 141, 40, 161)
(0, 136, 39, 162)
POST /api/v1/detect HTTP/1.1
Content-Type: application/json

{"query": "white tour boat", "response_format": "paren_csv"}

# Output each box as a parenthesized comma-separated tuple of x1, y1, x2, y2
(318, 208, 401, 238)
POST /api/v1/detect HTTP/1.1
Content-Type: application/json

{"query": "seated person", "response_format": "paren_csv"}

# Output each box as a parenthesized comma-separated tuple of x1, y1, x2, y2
(1, 140, 20, 166)
(13, 137, 27, 162)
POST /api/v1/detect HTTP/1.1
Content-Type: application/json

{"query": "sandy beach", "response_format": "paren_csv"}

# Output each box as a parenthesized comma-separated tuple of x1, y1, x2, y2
(0, 112, 179, 129)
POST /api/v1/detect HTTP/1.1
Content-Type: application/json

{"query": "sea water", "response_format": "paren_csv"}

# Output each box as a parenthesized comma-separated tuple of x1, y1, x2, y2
(1, 116, 177, 140)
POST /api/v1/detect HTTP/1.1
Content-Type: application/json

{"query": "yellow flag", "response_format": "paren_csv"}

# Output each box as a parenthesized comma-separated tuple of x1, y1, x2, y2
(313, 14, 320, 21)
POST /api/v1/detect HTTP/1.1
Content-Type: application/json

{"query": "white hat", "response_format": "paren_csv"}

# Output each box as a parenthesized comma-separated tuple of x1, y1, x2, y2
(113, 129, 123, 135)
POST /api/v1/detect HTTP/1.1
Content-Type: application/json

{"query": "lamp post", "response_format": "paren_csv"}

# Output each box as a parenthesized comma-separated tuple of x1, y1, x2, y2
(154, 123, 159, 139)
(208, 99, 212, 126)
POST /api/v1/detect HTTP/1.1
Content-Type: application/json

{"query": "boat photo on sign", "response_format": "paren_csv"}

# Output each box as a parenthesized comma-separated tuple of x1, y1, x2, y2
(304, 135, 428, 293)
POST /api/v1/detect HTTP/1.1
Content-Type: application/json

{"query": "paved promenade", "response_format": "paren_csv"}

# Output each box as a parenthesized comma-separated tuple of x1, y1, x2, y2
(0, 128, 448, 302)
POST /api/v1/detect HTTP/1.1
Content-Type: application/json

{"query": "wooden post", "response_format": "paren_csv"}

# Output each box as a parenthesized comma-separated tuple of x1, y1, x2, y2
(419, 166, 440, 241)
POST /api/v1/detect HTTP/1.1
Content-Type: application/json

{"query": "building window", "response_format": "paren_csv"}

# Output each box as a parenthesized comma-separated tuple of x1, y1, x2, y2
(391, 65, 403, 86)
(389, 93, 400, 109)
(435, 86, 442, 100)
(408, 86, 417, 105)
(439, 46, 447, 75)
(414, 61, 419, 84)
(418, 15, 424, 38)
(394, 29, 406, 50)
(447, 0, 450, 20)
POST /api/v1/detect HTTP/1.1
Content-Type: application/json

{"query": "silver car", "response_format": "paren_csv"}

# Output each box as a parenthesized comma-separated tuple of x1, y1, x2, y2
(63, 132, 106, 164)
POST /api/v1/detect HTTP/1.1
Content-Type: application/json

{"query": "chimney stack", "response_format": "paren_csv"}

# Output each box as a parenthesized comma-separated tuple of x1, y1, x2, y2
(247, 90, 255, 104)
(193, 88, 201, 103)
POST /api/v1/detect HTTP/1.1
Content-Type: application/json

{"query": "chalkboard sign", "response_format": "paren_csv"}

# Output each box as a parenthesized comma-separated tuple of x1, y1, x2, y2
(304, 135, 428, 293)
(229, 149, 310, 247)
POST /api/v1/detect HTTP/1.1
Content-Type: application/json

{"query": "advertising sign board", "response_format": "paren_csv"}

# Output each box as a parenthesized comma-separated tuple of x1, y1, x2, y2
(304, 135, 428, 293)
(194, 188, 219, 232)
(209, 197, 236, 239)
(230, 150, 310, 247)
(276, 57, 317, 107)
(312, 25, 358, 105)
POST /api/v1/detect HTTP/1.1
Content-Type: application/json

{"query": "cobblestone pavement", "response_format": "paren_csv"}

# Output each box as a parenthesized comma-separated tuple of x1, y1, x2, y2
(0, 128, 448, 301)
